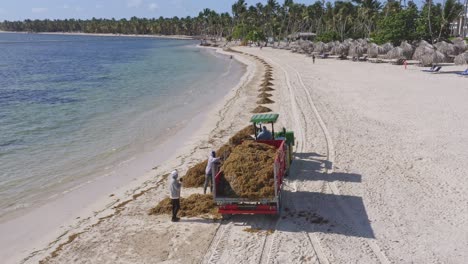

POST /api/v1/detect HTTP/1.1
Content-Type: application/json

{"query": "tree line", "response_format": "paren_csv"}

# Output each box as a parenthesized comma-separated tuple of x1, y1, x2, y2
(0, 0, 465, 45)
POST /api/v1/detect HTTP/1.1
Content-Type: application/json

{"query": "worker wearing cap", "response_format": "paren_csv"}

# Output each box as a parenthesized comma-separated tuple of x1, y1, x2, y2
(169, 169, 182, 222)
(204, 150, 220, 194)
(257, 125, 272, 140)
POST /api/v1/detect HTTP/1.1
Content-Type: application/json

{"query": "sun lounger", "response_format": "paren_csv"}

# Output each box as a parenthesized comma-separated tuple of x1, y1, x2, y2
(392, 58, 406, 65)
(457, 69, 468, 76)
(422, 66, 442, 73)
(358, 55, 368, 62)
(319, 53, 329, 59)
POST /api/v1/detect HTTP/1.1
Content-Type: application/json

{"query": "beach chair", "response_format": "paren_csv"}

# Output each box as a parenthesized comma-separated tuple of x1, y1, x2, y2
(358, 55, 368, 62)
(422, 66, 441, 73)
(393, 58, 406, 65)
(457, 69, 468, 76)
(319, 53, 329, 59)
(337, 54, 347, 60)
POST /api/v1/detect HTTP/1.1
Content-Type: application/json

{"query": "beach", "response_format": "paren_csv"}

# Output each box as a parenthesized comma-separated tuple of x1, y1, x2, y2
(9, 45, 468, 263)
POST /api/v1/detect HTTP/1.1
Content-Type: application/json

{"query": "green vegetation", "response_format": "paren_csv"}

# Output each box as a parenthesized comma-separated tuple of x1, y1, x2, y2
(0, 0, 465, 43)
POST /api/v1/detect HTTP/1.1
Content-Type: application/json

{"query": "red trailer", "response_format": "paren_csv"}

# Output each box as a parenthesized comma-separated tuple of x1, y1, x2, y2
(213, 139, 289, 216)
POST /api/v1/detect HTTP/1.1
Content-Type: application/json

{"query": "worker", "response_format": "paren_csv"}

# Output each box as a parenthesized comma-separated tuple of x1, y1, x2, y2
(169, 169, 182, 222)
(312, 54, 316, 64)
(204, 150, 220, 194)
(257, 125, 272, 140)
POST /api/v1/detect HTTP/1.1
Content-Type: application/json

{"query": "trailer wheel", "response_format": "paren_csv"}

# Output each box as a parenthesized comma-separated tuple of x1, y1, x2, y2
(222, 214, 232, 221)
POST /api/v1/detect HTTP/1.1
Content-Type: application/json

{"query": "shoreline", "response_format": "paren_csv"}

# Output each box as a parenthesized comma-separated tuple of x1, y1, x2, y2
(0, 30, 196, 40)
(16, 39, 468, 263)
(0, 45, 253, 263)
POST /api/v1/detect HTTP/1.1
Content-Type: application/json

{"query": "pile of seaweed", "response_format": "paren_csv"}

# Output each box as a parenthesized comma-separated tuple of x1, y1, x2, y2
(251, 105, 272, 113)
(182, 125, 255, 187)
(149, 194, 219, 218)
(257, 97, 275, 104)
(219, 141, 277, 199)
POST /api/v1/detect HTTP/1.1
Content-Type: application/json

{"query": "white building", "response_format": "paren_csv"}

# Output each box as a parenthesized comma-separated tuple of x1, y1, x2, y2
(451, 0, 468, 37)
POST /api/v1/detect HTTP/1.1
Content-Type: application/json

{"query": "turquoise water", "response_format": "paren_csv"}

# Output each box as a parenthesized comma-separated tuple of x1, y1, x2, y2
(0, 33, 244, 219)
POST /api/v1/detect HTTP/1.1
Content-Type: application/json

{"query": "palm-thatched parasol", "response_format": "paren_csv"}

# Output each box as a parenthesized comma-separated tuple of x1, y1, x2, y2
(367, 43, 384, 58)
(262, 81, 274, 86)
(343, 38, 354, 46)
(413, 45, 435, 61)
(349, 43, 367, 58)
(331, 43, 349, 56)
(454, 52, 468, 65)
(420, 50, 445, 66)
(416, 40, 433, 48)
(452, 38, 467, 54)
(381, 43, 394, 54)
(434, 41, 456, 57)
(299, 40, 314, 53)
(399, 41, 414, 59)
(386, 47, 405, 59)
(356, 38, 368, 46)
(313, 42, 326, 54)
(257, 97, 274, 104)
(251, 105, 272, 113)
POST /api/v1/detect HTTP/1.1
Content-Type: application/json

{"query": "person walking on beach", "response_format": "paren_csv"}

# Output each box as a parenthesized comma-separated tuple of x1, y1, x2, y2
(204, 150, 220, 194)
(312, 54, 316, 64)
(169, 169, 182, 222)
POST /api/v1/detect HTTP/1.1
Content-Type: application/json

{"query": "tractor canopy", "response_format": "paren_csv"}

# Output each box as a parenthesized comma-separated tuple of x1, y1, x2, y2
(250, 113, 279, 124)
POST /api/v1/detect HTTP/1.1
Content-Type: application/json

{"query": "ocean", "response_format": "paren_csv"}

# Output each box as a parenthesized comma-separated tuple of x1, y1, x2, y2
(0, 32, 244, 221)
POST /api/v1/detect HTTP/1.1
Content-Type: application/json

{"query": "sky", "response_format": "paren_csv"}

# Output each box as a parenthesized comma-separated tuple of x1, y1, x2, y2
(0, 0, 320, 21)
(0, 0, 445, 21)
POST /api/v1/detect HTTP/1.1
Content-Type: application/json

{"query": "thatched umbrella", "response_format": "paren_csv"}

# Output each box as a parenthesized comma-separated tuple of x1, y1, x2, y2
(413, 45, 435, 61)
(300, 40, 314, 53)
(420, 50, 445, 66)
(454, 52, 468, 65)
(367, 43, 384, 58)
(349, 43, 367, 57)
(356, 38, 368, 46)
(332, 43, 349, 56)
(381, 43, 394, 54)
(313, 42, 326, 54)
(452, 38, 467, 54)
(262, 81, 274, 86)
(386, 47, 406, 59)
(416, 40, 433, 48)
(343, 38, 354, 46)
(399, 41, 414, 59)
(434, 41, 456, 57)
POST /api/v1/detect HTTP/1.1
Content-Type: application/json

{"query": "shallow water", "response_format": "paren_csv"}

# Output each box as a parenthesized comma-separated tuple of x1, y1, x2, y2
(0, 33, 244, 220)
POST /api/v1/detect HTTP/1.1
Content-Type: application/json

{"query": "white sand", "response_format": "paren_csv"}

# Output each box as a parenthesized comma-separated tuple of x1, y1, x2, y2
(17, 46, 468, 263)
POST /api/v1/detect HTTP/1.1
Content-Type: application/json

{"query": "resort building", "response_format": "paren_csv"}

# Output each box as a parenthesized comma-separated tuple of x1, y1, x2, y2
(450, 0, 468, 37)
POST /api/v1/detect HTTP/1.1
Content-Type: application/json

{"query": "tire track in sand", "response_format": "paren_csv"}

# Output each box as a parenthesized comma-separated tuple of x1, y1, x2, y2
(272, 55, 389, 264)
(263, 56, 328, 264)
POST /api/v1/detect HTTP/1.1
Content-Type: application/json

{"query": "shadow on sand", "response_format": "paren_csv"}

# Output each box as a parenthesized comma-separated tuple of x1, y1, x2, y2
(202, 151, 375, 239)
